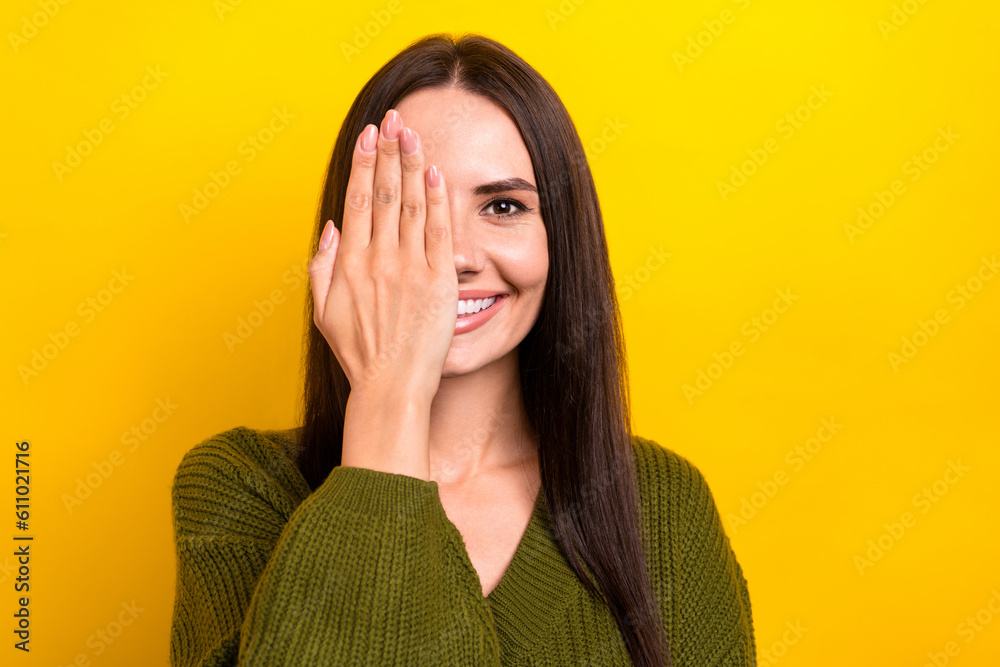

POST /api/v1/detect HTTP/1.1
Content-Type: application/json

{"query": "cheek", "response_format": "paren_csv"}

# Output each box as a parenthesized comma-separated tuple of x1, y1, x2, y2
(507, 229, 548, 293)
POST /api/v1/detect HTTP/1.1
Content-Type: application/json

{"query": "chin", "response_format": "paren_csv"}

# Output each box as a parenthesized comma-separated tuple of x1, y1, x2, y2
(440, 341, 510, 379)
(440, 355, 486, 379)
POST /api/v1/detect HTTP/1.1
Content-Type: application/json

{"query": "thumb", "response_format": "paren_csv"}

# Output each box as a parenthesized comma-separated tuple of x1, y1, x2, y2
(308, 220, 341, 321)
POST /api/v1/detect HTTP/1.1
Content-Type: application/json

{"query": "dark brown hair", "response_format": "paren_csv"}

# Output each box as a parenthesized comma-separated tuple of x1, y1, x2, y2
(295, 32, 671, 667)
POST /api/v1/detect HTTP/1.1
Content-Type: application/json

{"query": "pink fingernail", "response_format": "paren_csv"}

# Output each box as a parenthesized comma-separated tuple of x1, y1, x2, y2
(401, 127, 418, 155)
(427, 164, 441, 188)
(319, 220, 334, 250)
(359, 125, 377, 153)
(383, 109, 402, 141)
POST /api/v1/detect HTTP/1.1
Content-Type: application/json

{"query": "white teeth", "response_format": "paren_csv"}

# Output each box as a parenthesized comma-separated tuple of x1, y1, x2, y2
(457, 296, 497, 316)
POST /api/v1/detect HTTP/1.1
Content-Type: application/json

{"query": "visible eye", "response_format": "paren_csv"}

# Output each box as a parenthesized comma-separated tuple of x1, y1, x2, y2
(482, 197, 532, 219)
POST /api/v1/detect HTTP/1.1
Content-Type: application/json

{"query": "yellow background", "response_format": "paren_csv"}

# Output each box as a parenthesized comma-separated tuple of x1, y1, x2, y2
(2, 0, 998, 665)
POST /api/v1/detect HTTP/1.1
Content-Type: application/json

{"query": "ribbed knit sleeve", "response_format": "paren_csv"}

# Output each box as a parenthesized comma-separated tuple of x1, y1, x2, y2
(632, 436, 757, 667)
(170, 427, 500, 666)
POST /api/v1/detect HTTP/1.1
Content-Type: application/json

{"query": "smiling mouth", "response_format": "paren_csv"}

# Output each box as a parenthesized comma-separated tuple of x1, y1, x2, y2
(457, 296, 500, 317)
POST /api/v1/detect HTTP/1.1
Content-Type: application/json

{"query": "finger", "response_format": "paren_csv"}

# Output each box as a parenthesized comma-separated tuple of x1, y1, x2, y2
(398, 126, 426, 256)
(371, 108, 403, 250)
(308, 219, 341, 323)
(340, 124, 379, 252)
(424, 164, 452, 271)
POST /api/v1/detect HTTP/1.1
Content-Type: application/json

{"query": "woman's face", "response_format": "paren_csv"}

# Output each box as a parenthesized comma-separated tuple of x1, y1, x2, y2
(394, 86, 548, 378)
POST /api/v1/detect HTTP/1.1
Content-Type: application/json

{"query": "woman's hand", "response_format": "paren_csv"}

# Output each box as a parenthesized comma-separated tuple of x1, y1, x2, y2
(309, 108, 457, 404)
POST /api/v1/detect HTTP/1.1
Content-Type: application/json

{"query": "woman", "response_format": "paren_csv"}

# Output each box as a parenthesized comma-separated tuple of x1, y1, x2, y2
(170, 33, 756, 666)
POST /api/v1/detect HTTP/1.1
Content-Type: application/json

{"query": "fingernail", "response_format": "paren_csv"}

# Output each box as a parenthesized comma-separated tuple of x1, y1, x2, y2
(401, 127, 418, 155)
(319, 220, 334, 250)
(427, 164, 441, 188)
(382, 109, 402, 141)
(359, 125, 377, 153)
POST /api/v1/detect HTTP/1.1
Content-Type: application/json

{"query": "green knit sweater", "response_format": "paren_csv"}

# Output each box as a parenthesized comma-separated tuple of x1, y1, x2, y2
(170, 426, 756, 666)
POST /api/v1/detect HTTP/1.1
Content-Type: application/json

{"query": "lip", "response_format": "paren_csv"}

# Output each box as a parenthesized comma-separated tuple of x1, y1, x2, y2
(455, 294, 508, 335)
(458, 289, 507, 300)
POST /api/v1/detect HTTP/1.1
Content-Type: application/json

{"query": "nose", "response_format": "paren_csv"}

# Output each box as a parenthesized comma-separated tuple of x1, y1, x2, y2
(450, 206, 484, 276)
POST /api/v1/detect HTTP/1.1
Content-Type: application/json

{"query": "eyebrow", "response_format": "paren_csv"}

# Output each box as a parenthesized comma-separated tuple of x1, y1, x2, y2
(472, 177, 537, 196)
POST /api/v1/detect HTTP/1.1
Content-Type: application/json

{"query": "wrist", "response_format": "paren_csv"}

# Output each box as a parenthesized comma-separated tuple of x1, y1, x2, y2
(347, 383, 435, 415)
(342, 386, 433, 481)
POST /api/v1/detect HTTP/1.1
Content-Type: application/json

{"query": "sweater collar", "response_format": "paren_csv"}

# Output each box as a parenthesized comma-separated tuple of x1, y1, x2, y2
(438, 486, 584, 655)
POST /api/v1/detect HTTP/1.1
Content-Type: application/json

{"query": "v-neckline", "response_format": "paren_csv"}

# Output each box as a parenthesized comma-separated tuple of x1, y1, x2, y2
(437, 482, 547, 604)
(459, 480, 584, 659)
(485, 483, 546, 603)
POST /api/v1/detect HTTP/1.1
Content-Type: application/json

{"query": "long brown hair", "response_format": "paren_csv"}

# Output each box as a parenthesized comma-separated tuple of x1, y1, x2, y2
(295, 32, 671, 667)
